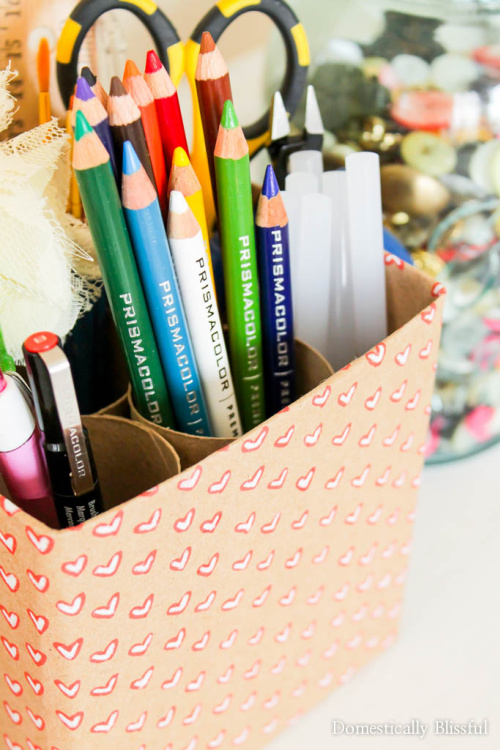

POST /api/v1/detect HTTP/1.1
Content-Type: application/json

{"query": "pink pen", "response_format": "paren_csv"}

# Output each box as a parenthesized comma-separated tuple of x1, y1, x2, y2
(0, 367, 58, 527)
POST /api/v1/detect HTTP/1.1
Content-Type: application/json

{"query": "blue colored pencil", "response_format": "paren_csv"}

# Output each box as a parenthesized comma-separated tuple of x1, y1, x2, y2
(121, 141, 212, 436)
(255, 165, 296, 416)
(73, 76, 118, 179)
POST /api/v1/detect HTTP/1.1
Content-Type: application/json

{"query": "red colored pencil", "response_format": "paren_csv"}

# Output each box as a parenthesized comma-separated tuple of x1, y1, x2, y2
(144, 49, 188, 175)
(123, 58, 168, 219)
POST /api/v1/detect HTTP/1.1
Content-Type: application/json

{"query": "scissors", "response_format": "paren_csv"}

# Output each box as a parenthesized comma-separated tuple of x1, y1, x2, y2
(56, 0, 310, 227)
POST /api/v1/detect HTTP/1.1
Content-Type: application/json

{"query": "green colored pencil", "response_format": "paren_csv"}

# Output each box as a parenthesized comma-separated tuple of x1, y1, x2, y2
(73, 110, 174, 428)
(214, 100, 265, 431)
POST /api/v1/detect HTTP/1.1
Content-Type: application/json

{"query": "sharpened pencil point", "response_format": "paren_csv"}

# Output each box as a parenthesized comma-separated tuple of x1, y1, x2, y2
(123, 59, 141, 80)
(262, 164, 280, 199)
(172, 147, 190, 168)
(74, 109, 93, 140)
(145, 49, 163, 73)
(200, 32, 216, 54)
(109, 76, 127, 97)
(122, 140, 142, 175)
(81, 66, 97, 86)
(75, 76, 95, 102)
(221, 99, 239, 130)
(169, 189, 189, 214)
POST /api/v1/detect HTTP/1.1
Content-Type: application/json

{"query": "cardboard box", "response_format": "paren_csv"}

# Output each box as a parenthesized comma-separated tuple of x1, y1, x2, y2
(0, 257, 444, 749)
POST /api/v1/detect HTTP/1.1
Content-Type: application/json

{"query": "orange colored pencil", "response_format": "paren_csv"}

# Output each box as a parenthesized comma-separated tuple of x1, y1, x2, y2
(37, 37, 51, 124)
(123, 59, 168, 219)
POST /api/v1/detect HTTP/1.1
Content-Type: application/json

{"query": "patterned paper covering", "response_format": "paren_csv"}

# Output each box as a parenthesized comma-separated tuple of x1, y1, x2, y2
(0, 257, 444, 750)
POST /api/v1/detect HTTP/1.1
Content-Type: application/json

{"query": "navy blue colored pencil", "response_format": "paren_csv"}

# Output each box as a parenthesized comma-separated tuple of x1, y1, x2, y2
(72, 76, 117, 179)
(121, 140, 212, 437)
(255, 164, 296, 416)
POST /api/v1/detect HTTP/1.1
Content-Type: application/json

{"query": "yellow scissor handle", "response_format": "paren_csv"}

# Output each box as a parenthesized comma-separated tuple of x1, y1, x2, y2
(191, 0, 309, 154)
(56, 0, 184, 108)
(186, 0, 310, 231)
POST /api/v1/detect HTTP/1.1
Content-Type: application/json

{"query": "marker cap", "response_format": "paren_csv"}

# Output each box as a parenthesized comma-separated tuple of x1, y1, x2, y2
(23, 332, 64, 444)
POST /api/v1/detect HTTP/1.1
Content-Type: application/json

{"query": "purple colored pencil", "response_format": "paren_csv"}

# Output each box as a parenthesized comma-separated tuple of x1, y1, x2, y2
(72, 77, 118, 179)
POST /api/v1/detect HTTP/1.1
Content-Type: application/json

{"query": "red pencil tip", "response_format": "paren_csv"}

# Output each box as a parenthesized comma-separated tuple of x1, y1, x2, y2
(145, 49, 163, 74)
(123, 59, 140, 80)
(200, 32, 216, 54)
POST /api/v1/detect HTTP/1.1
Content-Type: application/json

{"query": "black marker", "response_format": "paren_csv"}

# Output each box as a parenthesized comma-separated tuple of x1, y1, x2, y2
(23, 332, 104, 528)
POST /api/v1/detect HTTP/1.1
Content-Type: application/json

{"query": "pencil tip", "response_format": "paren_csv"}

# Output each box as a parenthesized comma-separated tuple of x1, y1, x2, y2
(172, 147, 190, 168)
(221, 99, 238, 129)
(75, 76, 94, 102)
(81, 66, 96, 86)
(122, 140, 142, 176)
(200, 31, 216, 54)
(263, 164, 280, 199)
(74, 110, 93, 140)
(169, 189, 188, 214)
(145, 49, 163, 73)
(109, 76, 127, 96)
(123, 59, 140, 80)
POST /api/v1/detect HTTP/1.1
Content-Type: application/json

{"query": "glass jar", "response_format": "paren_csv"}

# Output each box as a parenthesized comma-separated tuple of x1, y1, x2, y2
(284, 0, 500, 462)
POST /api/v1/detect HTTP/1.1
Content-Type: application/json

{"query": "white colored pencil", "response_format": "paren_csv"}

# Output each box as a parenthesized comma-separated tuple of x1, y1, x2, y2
(167, 191, 242, 438)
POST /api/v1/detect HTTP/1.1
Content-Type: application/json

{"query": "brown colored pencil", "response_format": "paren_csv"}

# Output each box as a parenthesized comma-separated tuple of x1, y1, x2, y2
(123, 59, 168, 218)
(107, 76, 155, 185)
(195, 31, 233, 217)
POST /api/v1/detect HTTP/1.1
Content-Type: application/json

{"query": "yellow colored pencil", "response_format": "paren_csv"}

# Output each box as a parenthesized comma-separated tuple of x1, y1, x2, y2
(168, 146, 215, 291)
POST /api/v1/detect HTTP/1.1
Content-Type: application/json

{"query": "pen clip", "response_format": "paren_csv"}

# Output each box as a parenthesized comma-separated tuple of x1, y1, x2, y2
(38, 347, 95, 496)
(7, 372, 34, 407)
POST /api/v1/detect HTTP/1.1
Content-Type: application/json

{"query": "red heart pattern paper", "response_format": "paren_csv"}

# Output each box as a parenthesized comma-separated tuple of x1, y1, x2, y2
(0, 259, 444, 749)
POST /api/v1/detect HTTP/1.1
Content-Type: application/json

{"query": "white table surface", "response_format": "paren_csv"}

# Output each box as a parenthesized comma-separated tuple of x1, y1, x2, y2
(269, 443, 500, 748)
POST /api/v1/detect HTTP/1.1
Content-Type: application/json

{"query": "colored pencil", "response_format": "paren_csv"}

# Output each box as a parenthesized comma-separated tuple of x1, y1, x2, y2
(144, 49, 188, 176)
(195, 31, 233, 222)
(72, 111, 174, 428)
(107, 76, 155, 185)
(123, 59, 168, 218)
(167, 190, 242, 438)
(214, 100, 265, 431)
(122, 141, 212, 436)
(168, 146, 215, 288)
(72, 76, 117, 177)
(81, 65, 108, 110)
(256, 165, 296, 416)
(66, 93, 83, 219)
(37, 37, 51, 124)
